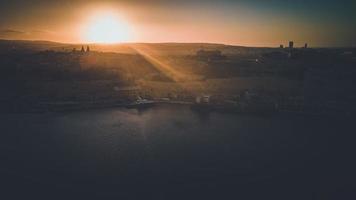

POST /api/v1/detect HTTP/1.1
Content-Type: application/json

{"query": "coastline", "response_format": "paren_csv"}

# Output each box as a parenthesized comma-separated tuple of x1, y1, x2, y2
(0, 99, 350, 118)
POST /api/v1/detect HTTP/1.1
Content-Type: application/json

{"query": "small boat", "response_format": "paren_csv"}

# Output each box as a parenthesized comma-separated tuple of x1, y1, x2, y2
(126, 98, 156, 109)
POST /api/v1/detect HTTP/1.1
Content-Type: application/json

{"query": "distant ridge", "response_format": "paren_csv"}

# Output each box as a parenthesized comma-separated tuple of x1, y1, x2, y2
(0, 39, 258, 55)
(0, 39, 245, 48)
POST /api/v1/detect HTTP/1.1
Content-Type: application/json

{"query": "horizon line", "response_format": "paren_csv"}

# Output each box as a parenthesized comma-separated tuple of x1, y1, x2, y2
(0, 38, 355, 49)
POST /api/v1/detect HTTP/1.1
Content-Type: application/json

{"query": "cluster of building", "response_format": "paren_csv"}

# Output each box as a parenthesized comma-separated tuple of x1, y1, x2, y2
(280, 41, 308, 49)
(72, 46, 90, 53)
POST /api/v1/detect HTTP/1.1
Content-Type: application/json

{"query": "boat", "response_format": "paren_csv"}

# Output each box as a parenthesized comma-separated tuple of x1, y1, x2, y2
(126, 98, 156, 109)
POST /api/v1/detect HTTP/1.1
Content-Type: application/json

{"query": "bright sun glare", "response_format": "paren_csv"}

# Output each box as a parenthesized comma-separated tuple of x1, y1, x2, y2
(82, 13, 131, 44)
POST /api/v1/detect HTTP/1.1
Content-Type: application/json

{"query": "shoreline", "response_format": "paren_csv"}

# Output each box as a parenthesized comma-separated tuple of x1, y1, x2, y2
(0, 100, 350, 118)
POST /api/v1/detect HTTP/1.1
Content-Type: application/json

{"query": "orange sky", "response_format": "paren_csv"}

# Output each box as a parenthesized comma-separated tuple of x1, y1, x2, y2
(0, 0, 355, 47)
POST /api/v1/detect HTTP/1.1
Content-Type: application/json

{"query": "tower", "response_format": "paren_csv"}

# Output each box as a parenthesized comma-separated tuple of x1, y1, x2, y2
(81, 46, 85, 52)
(86, 46, 90, 52)
(289, 41, 294, 49)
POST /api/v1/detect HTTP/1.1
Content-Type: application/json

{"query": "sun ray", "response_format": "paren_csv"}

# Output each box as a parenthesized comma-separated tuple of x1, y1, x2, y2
(131, 44, 207, 96)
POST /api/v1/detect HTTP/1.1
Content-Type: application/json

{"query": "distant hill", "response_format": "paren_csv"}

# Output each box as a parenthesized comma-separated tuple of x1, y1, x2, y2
(0, 39, 261, 55)
(0, 39, 65, 52)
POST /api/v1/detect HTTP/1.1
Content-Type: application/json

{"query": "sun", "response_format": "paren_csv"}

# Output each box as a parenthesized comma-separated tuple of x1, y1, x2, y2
(82, 13, 131, 44)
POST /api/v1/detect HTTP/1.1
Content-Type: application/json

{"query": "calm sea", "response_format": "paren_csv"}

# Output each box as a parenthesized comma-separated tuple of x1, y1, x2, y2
(0, 104, 354, 199)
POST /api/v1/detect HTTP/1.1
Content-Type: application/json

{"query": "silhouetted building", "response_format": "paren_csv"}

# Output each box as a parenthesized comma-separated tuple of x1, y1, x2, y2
(86, 46, 90, 52)
(289, 41, 294, 49)
(280, 44, 284, 48)
(81, 46, 85, 52)
(304, 43, 308, 48)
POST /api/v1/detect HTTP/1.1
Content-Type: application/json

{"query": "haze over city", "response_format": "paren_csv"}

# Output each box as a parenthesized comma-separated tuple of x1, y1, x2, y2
(0, 0, 355, 47)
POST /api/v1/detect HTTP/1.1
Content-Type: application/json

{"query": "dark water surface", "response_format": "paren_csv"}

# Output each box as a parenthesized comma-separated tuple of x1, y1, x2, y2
(0, 105, 355, 199)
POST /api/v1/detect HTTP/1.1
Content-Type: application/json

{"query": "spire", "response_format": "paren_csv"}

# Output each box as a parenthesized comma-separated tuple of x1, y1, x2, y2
(86, 46, 90, 52)
(81, 46, 85, 52)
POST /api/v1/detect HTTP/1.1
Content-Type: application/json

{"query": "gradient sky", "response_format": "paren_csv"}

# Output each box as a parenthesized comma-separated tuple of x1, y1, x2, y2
(0, 0, 355, 47)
